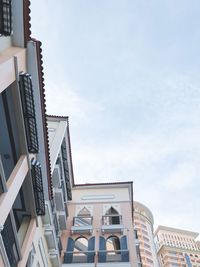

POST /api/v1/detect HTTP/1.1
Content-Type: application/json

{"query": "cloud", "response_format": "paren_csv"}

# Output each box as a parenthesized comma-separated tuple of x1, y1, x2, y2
(162, 162, 198, 191)
(45, 80, 104, 125)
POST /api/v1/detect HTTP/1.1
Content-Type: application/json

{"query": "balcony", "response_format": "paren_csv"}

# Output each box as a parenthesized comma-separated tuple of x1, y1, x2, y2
(97, 250, 130, 267)
(31, 160, 45, 216)
(64, 251, 95, 264)
(102, 215, 123, 233)
(0, 0, 12, 36)
(19, 73, 39, 154)
(71, 216, 93, 234)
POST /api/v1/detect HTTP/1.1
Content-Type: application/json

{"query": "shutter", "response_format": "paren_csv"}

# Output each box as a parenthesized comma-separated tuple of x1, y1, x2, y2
(120, 235, 129, 262)
(99, 236, 106, 262)
(64, 237, 74, 263)
(87, 236, 95, 263)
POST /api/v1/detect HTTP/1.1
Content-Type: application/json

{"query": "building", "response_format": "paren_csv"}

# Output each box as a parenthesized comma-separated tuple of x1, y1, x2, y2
(0, 1, 74, 267)
(155, 225, 200, 267)
(134, 201, 159, 267)
(61, 182, 138, 267)
(42, 115, 74, 267)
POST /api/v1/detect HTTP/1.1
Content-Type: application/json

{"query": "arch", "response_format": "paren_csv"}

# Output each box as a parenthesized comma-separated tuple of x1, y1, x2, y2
(77, 207, 91, 217)
(74, 236, 88, 252)
(105, 206, 120, 225)
(105, 206, 119, 215)
(106, 235, 121, 251)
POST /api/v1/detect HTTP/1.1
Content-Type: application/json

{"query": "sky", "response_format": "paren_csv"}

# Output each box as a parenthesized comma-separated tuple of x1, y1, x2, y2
(31, 0, 200, 235)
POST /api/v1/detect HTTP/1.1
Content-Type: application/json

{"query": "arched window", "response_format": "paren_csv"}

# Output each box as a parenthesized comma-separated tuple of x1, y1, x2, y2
(106, 236, 120, 251)
(64, 236, 95, 264)
(104, 206, 121, 225)
(74, 236, 88, 252)
(74, 207, 92, 226)
(78, 207, 91, 217)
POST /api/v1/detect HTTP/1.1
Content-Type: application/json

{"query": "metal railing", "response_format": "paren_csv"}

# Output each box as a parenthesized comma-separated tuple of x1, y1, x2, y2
(0, 0, 12, 36)
(73, 216, 93, 227)
(64, 249, 129, 264)
(19, 73, 39, 154)
(98, 249, 129, 262)
(102, 215, 122, 225)
(31, 160, 45, 216)
(64, 251, 95, 264)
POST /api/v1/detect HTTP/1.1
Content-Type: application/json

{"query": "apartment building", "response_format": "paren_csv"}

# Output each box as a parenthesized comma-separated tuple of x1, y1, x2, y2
(60, 181, 138, 267)
(0, 1, 73, 267)
(41, 115, 74, 267)
(134, 201, 159, 267)
(155, 226, 200, 267)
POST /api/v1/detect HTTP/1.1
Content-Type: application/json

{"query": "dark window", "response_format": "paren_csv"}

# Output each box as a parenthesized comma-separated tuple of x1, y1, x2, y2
(0, 0, 12, 36)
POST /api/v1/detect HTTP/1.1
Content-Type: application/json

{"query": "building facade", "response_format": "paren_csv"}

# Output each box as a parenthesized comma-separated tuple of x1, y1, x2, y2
(155, 226, 200, 267)
(60, 182, 138, 267)
(134, 201, 159, 267)
(0, 2, 73, 267)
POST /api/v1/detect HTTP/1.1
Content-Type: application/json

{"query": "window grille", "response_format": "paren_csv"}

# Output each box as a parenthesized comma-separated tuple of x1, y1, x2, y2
(0, 0, 12, 36)
(31, 159, 45, 215)
(19, 73, 39, 153)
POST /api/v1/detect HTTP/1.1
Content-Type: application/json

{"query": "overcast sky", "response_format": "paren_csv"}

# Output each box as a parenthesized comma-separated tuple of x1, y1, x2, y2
(31, 0, 200, 235)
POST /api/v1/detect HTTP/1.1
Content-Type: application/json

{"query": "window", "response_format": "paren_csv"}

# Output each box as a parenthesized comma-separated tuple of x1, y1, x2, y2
(64, 236, 95, 264)
(103, 207, 121, 225)
(0, 0, 12, 36)
(74, 207, 92, 227)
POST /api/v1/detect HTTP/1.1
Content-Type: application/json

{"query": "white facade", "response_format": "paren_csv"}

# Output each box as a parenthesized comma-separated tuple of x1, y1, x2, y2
(155, 226, 200, 267)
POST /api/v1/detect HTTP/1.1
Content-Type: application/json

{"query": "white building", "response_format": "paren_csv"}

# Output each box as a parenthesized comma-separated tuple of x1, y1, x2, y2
(155, 225, 200, 267)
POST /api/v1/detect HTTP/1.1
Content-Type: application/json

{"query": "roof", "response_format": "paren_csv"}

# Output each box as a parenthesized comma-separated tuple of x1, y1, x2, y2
(47, 115, 75, 187)
(22, 1, 53, 199)
(33, 39, 53, 199)
(155, 225, 199, 239)
(23, 0, 32, 46)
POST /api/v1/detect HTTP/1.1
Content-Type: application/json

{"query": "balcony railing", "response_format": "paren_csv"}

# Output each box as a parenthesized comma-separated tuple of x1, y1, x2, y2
(73, 216, 93, 227)
(1, 215, 20, 267)
(64, 251, 95, 264)
(101, 215, 123, 233)
(64, 250, 129, 264)
(31, 160, 45, 216)
(71, 216, 93, 234)
(98, 250, 129, 263)
(102, 215, 122, 225)
(19, 73, 39, 154)
(0, 0, 12, 36)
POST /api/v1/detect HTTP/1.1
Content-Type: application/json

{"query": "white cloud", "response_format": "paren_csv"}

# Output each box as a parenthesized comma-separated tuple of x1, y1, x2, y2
(45, 81, 103, 125)
(163, 162, 197, 191)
